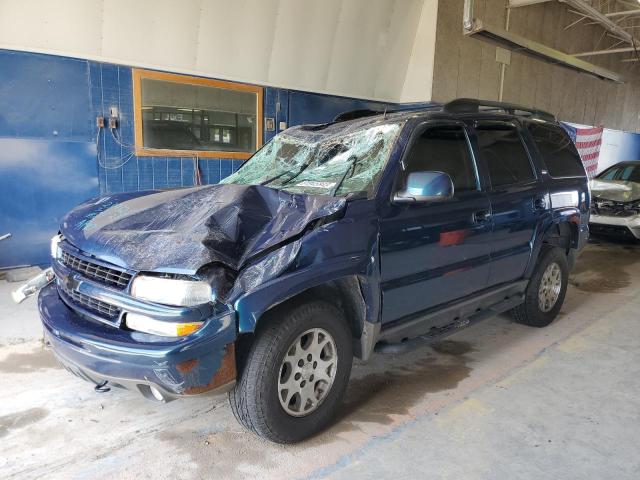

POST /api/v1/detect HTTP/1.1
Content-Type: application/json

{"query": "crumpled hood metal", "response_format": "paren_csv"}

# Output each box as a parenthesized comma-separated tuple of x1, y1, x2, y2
(590, 179, 640, 203)
(60, 184, 346, 274)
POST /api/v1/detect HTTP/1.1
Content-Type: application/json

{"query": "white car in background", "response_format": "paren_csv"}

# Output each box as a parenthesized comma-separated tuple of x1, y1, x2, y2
(589, 161, 640, 240)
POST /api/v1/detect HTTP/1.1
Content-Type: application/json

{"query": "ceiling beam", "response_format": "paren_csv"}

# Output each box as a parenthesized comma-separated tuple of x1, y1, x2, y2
(605, 9, 640, 18)
(558, 0, 635, 44)
(574, 46, 639, 56)
(508, 0, 552, 6)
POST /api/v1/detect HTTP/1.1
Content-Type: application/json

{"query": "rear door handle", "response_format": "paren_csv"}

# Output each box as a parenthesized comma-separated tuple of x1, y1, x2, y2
(474, 210, 491, 223)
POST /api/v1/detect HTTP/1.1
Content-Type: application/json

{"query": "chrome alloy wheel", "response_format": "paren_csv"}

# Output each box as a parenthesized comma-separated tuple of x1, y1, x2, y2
(278, 328, 338, 417)
(538, 262, 562, 312)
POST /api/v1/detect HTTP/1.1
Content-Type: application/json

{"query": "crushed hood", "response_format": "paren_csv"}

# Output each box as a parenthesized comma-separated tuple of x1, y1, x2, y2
(590, 179, 640, 203)
(60, 184, 346, 274)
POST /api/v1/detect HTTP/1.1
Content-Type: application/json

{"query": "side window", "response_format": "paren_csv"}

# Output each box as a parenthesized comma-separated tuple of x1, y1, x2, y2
(598, 166, 620, 180)
(620, 165, 636, 181)
(401, 126, 478, 193)
(526, 122, 586, 177)
(475, 125, 536, 188)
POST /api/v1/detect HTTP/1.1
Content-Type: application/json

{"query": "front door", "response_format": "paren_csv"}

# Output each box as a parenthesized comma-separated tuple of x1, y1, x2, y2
(379, 124, 493, 326)
(472, 121, 548, 286)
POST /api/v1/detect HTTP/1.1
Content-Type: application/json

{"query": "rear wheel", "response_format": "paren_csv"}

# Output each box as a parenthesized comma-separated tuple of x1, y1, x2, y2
(229, 300, 353, 443)
(511, 246, 568, 328)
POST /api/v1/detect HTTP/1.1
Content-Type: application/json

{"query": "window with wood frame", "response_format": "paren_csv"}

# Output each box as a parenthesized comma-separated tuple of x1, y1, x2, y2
(133, 69, 263, 159)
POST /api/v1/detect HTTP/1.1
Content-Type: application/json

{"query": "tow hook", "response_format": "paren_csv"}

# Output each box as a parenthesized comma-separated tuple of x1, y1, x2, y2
(94, 380, 111, 393)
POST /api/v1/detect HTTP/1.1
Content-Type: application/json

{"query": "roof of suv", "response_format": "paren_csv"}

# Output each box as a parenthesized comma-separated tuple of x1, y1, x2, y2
(280, 99, 560, 144)
(329, 98, 558, 130)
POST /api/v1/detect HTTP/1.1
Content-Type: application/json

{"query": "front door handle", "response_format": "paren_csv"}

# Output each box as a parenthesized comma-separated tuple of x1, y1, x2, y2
(474, 210, 491, 223)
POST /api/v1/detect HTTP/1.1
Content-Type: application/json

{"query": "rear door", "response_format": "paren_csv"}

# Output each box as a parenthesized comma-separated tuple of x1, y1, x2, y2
(472, 121, 548, 286)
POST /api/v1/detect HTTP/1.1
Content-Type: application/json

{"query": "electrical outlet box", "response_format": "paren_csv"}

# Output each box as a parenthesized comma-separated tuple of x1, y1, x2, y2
(96, 116, 105, 128)
(108, 117, 118, 129)
(496, 47, 511, 65)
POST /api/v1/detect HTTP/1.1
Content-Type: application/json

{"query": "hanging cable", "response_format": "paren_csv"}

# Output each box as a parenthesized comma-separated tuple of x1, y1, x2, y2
(95, 126, 136, 170)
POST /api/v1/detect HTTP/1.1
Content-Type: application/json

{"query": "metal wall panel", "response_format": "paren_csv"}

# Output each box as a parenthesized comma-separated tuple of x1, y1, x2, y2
(0, 50, 99, 268)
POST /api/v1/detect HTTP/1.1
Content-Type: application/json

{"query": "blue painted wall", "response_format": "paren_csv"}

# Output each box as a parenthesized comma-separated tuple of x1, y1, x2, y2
(0, 50, 99, 268)
(0, 49, 406, 268)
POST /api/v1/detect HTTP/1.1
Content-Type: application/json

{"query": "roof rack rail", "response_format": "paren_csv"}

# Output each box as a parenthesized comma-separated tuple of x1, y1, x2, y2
(443, 98, 556, 122)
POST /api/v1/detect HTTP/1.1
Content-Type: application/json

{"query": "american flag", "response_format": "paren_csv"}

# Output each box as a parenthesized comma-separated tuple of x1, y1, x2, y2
(562, 124, 604, 178)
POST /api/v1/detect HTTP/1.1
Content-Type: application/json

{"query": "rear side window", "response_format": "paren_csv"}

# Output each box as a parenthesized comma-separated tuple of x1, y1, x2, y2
(526, 122, 586, 177)
(475, 125, 536, 188)
(402, 126, 478, 192)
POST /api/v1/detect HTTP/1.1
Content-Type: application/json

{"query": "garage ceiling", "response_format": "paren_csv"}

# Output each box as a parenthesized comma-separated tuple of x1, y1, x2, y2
(464, 0, 640, 83)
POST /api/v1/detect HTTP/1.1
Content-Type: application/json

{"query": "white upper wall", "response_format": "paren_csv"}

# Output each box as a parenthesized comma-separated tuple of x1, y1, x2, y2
(0, 0, 438, 103)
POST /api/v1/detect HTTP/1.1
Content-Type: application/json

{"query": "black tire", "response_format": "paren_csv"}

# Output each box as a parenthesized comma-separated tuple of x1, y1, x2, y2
(228, 300, 353, 443)
(511, 246, 569, 328)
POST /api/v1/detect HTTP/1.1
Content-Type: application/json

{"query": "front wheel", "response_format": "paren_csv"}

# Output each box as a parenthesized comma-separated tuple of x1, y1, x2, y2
(229, 300, 353, 443)
(511, 246, 569, 328)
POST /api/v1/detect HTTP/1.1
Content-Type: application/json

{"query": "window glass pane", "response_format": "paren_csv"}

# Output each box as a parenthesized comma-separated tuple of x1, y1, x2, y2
(526, 122, 585, 177)
(620, 165, 636, 180)
(402, 126, 477, 192)
(476, 126, 535, 187)
(222, 123, 402, 197)
(140, 78, 258, 153)
(627, 166, 640, 182)
(597, 166, 620, 180)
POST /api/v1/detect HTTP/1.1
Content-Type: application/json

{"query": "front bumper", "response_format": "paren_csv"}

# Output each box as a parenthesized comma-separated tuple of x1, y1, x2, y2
(589, 214, 640, 240)
(38, 283, 237, 401)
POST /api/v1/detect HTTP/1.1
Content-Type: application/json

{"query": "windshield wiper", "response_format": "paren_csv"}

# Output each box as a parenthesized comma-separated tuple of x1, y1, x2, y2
(260, 170, 292, 186)
(331, 155, 358, 196)
(261, 154, 317, 187)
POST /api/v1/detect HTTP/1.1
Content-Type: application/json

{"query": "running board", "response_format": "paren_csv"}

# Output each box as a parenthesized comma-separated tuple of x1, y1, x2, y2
(374, 294, 524, 355)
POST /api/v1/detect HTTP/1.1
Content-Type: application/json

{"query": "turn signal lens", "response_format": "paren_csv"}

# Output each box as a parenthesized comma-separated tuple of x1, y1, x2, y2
(125, 313, 203, 337)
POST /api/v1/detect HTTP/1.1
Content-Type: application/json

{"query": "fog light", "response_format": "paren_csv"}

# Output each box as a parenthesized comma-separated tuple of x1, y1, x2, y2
(125, 313, 203, 337)
(149, 386, 165, 402)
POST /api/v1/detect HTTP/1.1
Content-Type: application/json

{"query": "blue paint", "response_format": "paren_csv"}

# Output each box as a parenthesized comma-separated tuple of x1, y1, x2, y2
(0, 48, 412, 267)
(288, 89, 394, 126)
(0, 50, 100, 268)
(0, 50, 93, 141)
(38, 283, 236, 396)
(0, 138, 99, 267)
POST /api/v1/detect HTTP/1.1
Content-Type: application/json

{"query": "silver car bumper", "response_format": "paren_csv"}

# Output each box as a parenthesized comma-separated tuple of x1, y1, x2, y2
(589, 214, 640, 239)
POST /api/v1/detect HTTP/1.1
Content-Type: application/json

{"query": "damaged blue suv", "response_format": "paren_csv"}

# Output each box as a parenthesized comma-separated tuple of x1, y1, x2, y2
(35, 99, 589, 443)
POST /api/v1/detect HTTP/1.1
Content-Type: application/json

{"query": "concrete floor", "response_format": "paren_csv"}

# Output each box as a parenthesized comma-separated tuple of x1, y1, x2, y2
(1, 238, 639, 479)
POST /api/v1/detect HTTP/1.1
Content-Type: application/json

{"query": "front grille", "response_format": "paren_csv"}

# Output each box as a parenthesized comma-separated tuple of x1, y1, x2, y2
(59, 281, 121, 320)
(591, 200, 639, 217)
(61, 250, 132, 289)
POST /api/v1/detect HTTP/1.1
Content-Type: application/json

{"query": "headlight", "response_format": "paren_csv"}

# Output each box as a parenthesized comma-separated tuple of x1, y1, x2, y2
(125, 313, 203, 337)
(130, 275, 212, 306)
(50, 234, 63, 258)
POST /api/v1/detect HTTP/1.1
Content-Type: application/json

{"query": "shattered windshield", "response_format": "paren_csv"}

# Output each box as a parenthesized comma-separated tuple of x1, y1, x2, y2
(221, 122, 403, 196)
